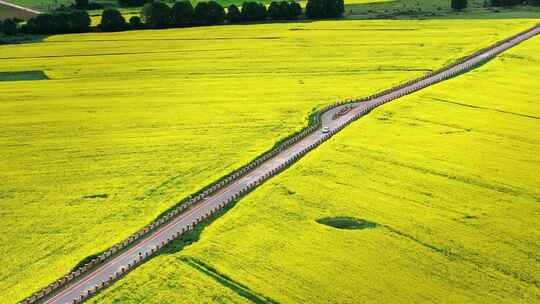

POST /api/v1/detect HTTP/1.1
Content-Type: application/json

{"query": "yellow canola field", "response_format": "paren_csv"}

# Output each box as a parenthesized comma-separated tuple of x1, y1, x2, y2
(89, 30, 540, 303)
(0, 19, 537, 302)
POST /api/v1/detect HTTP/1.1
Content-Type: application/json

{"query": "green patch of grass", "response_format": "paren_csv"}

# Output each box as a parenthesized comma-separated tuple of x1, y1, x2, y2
(336, 0, 540, 19)
(0, 70, 47, 81)
(316, 216, 377, 230)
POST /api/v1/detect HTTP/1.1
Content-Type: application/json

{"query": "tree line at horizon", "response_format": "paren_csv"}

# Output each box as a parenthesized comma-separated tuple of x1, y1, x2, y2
(3, 0, 539, 36)
(0, 0, 344, 35)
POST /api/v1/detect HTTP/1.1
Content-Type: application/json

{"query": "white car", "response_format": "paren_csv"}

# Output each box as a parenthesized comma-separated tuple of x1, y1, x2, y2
(322, 127, 330, 134)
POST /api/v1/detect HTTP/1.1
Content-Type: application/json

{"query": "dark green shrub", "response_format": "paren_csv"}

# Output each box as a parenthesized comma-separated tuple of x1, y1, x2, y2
(268, 1, 281, 19)
(141, 1, 171, 28)
(278, 1, 289, 18)
(489, 0, 523, 5)
(451, 0, 468, 10)
(227, 4, 242, 23)
(305, 0, 324, 18)
(87, 2, 104, 9)
(241, 2, 267, 21)
(118, 0, 151, 7)
(100, 8, 126, 31)
(193, 1, 225, 25)
(69, 10, 91, 32)
(207, 1, 226, 24)
(327, 0, 344, 17)
(306, 0, 343, 18)
(171, 0, 194, 26)
(129, 15, 143, 28)
(288, 1, 302, 19)
(52, 12, 70, 33)
(26, 14, 54, 34)
(269, 1, 300, 20)
(194, 2, 210, 24)
(2, 18, 18, 35)
(74, 0, 89, 9)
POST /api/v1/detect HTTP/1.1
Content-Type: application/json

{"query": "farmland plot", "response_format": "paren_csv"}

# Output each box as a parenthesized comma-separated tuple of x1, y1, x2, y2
(0, 19, 537, 302)
(87, 29, 540, 303)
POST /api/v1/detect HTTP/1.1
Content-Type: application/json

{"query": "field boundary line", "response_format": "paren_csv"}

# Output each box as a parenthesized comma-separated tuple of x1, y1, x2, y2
(21, 23, 540, 304)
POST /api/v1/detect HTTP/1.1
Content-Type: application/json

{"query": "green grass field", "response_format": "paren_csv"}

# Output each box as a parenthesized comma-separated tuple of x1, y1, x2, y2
(86, 33, 540, 304)
(0, 19, 538, 303)
(340, 0, 540, 19)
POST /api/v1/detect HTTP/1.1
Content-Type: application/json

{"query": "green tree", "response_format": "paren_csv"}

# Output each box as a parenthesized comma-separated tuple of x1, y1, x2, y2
(326, 0, 343, 17)
(335, 0, 344, 16)
(129, 15, 143, 28)
(227, 4, 242, 23)
(306, 0, 342, 18)
(268, 1, 281, 19)
(141, 1, 171, 28)
(257, 2, 268, 19)
(288, 1, 302, 19)
(279, 1, 289, 18)
(207, 1, 226, 24)
(52, 12, 70, 33)
(118, 0, 150, 7)
(451, 0, 467, 10)
(100, 8, 126, 31)
(241, 2, 267, 21)
(194, 1, 225, 25)
(193, 2, 209, 24)
(171, 0, 194, 26)
(25, 12, 86, 34)
(74, 0, 89, 9)
(2, 18, 18, 35)
(26, 14, 54, 34)
(305, 0, 324, 18)
(240, 2, 252, 20)
(69, 10, 91, 32)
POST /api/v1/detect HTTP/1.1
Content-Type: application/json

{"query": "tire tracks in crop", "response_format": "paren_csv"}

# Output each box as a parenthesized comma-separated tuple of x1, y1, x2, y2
(181, 257, 280, 304)
(381, 224, 540, 289)
(427, 96, 540, 120)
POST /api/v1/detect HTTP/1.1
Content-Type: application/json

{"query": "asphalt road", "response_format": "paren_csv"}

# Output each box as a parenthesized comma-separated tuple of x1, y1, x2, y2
(38, 24, 539, 304)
